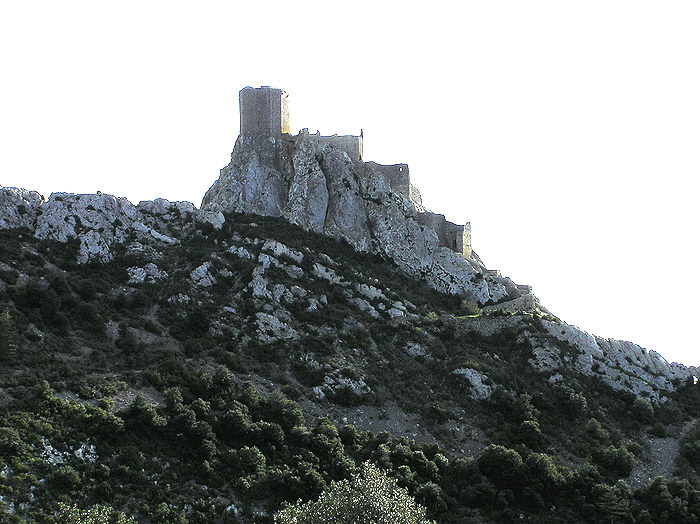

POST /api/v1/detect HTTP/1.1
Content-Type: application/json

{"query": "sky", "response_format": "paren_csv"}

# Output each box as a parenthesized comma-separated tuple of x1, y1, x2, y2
(1, 1, 698, 366)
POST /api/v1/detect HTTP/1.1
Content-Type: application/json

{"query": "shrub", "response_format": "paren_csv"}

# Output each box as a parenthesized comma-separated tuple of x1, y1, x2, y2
(0, 308, 20, 362)
(631, 398, 655, 425)
(477, 445, 524, 489)
(225, 445, 267, 476)
(275, 462, 435, 524)
(649, 423, 667, 438)
(428, 402, 449, 424)
(48, 465, 81, 491)
(56, 502, 135, 524)
(592, 445, 636, 479)
(264, 390, 305, 431)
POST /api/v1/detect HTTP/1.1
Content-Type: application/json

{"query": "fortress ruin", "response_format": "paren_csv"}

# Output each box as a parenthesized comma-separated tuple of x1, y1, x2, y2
(238, 86, 472, 258)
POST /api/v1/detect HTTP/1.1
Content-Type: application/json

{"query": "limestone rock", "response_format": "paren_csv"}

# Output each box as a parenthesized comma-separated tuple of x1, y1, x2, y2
(482, 293, 549, 315)
(255, 312, 298, 342)
(190, 262, 214, 287)
(453, 368, 493, 399)
(35, 193, 137, 263)
(248, 266, 271, 299)
(321, 371, 371, 400)
(284, 139, 328, 233)
(318, 147, 372, 251)
(0, 187, 44, 230)
(128, 263, 167, 284)
(312, 263, 342, 284)
(349, 297, 380, 319)
(202, 135, 291, 217)
(262, 239, 303, 264)
(531, 320, 700, 398)
(137, 198, 225, 231)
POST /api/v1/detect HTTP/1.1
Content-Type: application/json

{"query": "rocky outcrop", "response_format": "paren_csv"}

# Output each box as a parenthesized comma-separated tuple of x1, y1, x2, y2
(0, 188, 44, 230)
(456, 315, 700, 399)
(0, 188, 223, 264)
(35, 192, 139, 263)
(202, 135, 516, 305)
(2, 182, 697, 399)
(533, 321, 699, 398)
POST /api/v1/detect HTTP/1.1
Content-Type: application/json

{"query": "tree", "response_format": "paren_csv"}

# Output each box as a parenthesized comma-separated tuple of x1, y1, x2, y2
(631, 398, 655, 425)
(275, 462, 435, 524)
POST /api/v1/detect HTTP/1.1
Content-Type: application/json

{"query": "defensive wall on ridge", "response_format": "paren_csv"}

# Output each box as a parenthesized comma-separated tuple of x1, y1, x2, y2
(298, 128, 363, 162)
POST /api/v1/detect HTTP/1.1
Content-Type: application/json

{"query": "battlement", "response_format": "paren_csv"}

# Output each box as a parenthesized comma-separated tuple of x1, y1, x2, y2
(239, 86, 290, 136)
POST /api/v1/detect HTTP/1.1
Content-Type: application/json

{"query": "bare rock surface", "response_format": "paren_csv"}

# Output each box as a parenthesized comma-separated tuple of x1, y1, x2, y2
(453, 368, 493, 399)
(0, 189, 224, 264)
(0, 187, 44, 229)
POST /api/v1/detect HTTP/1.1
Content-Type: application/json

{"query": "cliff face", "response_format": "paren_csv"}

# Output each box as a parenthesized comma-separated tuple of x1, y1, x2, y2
(202, 135, 517, 306)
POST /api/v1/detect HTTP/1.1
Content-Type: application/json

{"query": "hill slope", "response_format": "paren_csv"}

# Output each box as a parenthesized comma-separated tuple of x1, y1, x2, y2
(1, 190, 700, 522)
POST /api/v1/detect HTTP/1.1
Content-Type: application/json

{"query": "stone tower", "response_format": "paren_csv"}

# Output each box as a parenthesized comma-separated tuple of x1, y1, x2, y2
(239, 86, 290, 136)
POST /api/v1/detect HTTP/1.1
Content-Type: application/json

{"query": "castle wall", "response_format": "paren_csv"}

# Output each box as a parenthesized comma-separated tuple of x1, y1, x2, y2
(418, 213, 472, 258)
(364, 162, 410, 198)
(298, 129, 363, 161)
(447, 221, 472, 258)
(417, 212, 449, 247)
(240, 86, 290, 136)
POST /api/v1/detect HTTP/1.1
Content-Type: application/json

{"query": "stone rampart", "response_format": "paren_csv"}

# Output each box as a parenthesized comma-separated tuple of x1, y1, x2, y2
(364, 162, 410, 198)
(417, 212, 472, 258)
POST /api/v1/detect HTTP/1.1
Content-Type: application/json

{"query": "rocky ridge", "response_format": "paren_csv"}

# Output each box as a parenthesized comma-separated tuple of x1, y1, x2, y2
(0, 187, 224, 264)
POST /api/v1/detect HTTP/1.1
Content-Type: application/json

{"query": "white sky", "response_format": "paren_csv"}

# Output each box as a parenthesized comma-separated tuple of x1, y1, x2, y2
(1, 1, 698, 366)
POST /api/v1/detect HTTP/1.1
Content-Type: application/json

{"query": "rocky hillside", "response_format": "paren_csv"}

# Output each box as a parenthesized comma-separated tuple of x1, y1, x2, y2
(1, 118, 700, 522)
(2, 176, 700, 522)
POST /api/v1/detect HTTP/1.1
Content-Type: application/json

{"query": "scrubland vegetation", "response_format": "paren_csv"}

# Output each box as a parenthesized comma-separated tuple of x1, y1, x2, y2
(1, 215, 699, 522)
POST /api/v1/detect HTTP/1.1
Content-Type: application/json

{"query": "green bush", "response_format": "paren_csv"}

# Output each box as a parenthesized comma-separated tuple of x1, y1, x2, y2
(631, 398, 655, 425)
(275, 462, 435, 524)
(592, 445, 636, 479)
(477, 445, 523, 490)
(56, 502, 135, 524)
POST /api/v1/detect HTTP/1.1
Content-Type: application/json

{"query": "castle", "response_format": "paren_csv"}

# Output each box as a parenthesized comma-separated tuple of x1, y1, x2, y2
(238, 86, 472, 258)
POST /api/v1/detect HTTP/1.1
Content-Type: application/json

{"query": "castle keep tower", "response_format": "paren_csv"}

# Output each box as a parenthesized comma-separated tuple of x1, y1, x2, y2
(239, 86, 290, 136)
